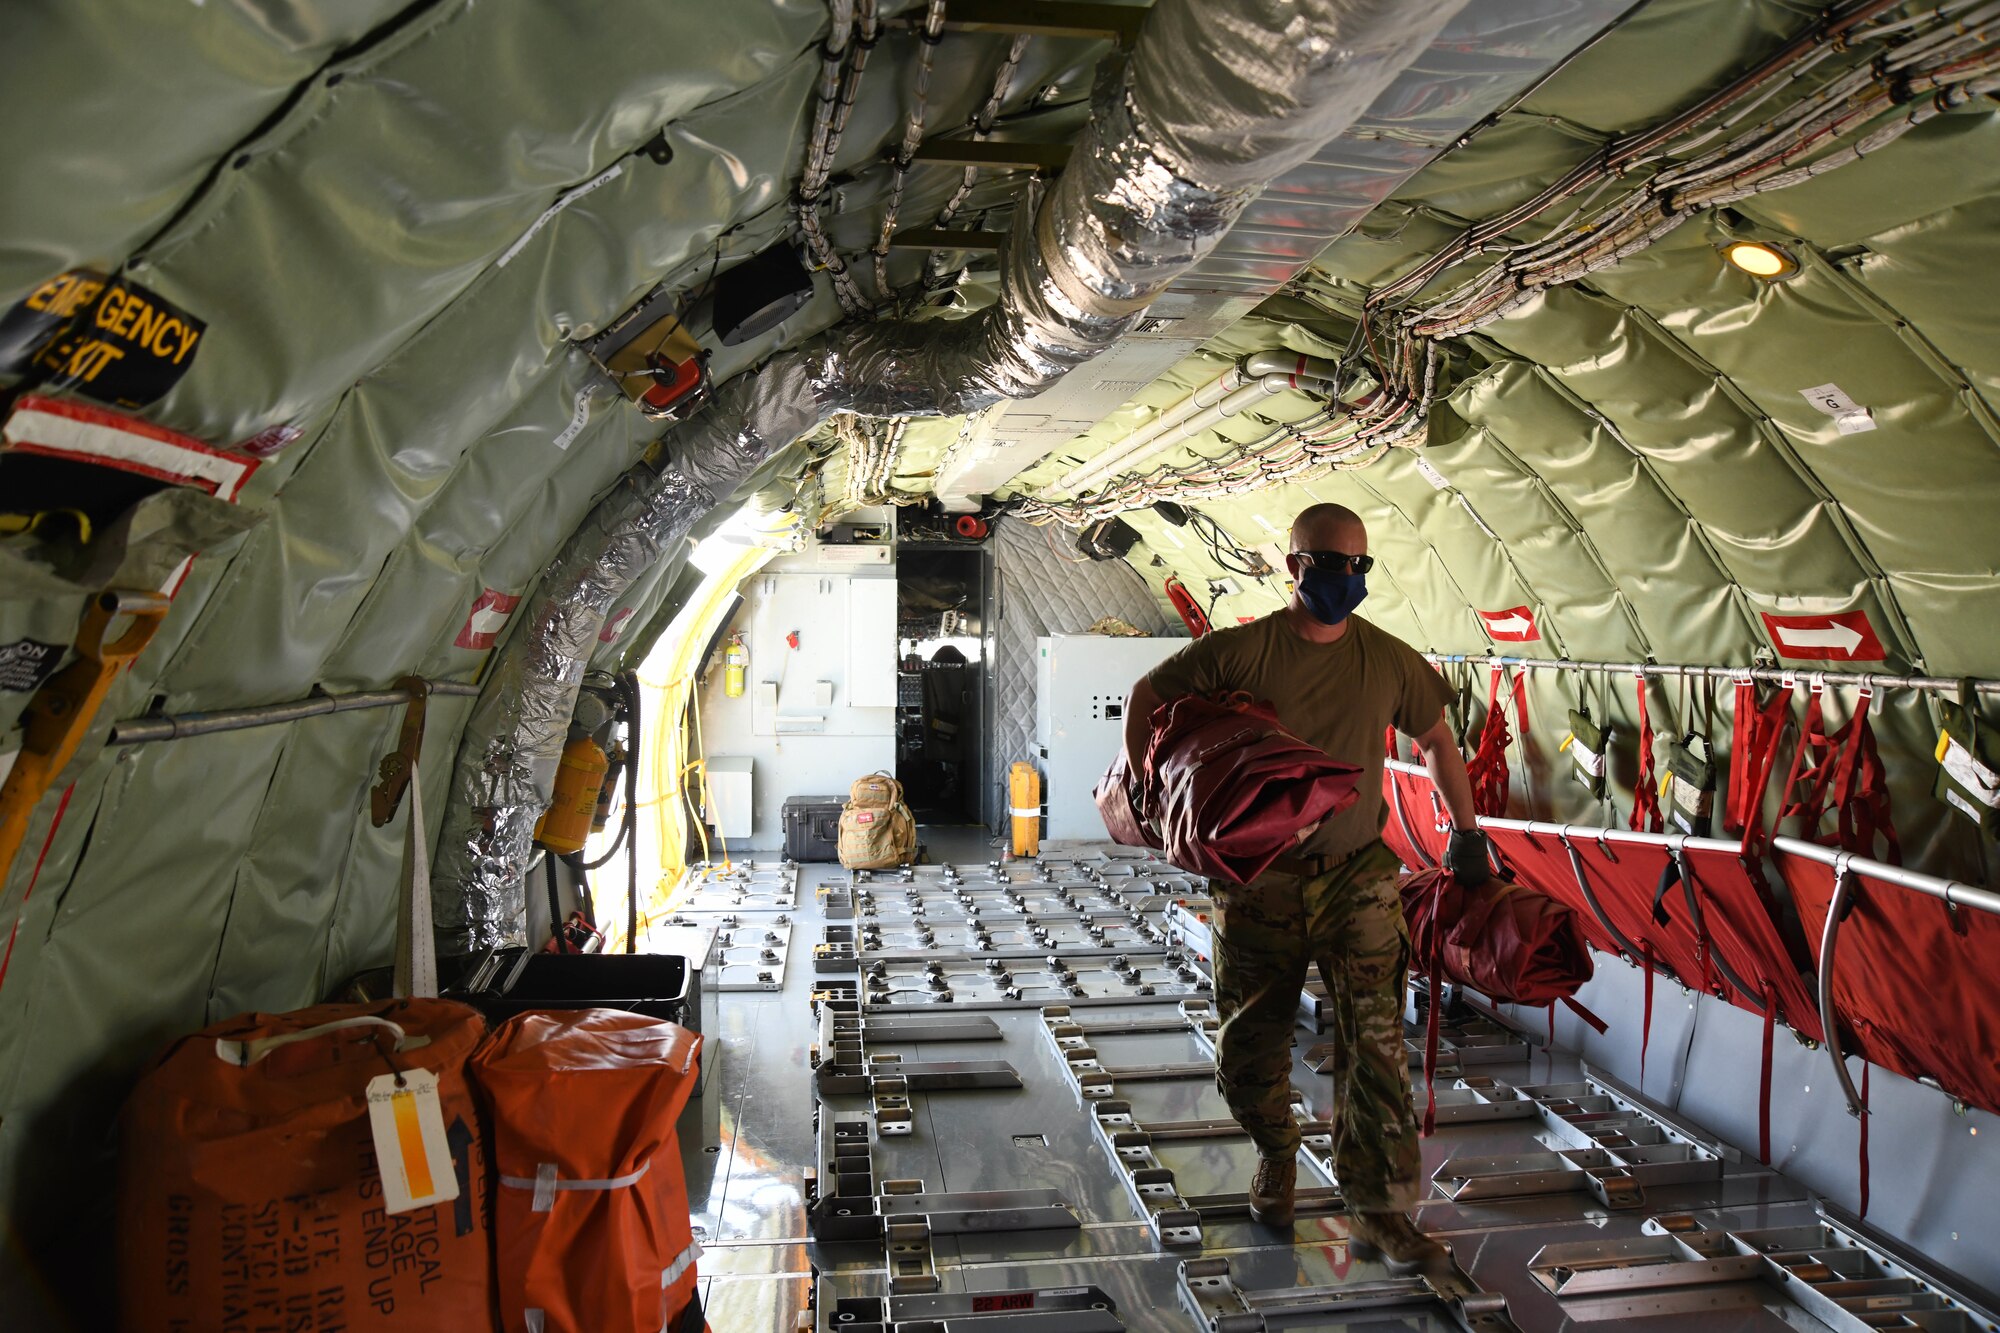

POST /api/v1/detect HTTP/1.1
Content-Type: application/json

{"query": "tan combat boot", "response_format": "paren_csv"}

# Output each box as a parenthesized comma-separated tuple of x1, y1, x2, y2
(1348, 1210, 1447, 1273)
(1247, 1154, 1296, 1227)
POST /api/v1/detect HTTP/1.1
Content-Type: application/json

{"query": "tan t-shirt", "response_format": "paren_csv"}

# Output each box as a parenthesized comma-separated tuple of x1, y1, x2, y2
(1144, 612, 1452, 862)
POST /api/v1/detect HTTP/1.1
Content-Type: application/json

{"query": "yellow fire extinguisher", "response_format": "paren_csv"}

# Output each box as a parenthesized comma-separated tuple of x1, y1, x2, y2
(1009, 760, 1041, 858)
(536, 733, 609, 854)
(724, 633, 747, 698)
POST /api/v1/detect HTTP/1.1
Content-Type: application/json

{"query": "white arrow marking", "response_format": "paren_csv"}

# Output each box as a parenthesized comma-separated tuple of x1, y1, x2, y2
(1485, 614, 1533, 636)
(1773, 620, 1862, 654)
(466, 605, 512, 638)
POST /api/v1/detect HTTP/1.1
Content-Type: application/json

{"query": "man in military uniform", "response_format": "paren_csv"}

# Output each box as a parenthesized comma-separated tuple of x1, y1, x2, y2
(1123, 502, 1489, 1270)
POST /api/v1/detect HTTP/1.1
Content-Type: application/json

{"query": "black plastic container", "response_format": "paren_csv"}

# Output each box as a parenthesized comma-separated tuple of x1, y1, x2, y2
(782, 794, 845, 863)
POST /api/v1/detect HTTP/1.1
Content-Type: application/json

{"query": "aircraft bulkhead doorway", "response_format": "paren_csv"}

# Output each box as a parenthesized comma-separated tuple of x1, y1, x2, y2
(894, 546, 985, 827)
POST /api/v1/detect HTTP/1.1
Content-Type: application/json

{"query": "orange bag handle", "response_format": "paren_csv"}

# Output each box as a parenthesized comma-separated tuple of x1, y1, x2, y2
(213, 1015, 422, 1066)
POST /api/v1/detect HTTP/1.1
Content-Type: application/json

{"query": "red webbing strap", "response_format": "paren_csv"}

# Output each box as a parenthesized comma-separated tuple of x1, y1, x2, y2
(0, 783, 75, 997)
(1859, 1061, 1872, 1218)
(1730, 679, 1795, 854)
(1828, 688, 1901, 865)
(1561, 995, 1608, 1033)
(1419, 875, 1447, 1136)
(1640, 940, 1655, 1095)
(1384, 724, 1398, 761)
(1422, 978, 1441, 1137)
(1779, 685, 1834, 831)
(1466, 667, 1518, 818)
(1631, 674, 1664, 833)
(1759, 980, 1776, 1164)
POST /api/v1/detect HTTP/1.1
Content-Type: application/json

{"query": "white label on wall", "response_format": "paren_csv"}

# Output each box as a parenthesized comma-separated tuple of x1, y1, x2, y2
(1799, 382, 1876, 434)
(553, 389, 592, 451)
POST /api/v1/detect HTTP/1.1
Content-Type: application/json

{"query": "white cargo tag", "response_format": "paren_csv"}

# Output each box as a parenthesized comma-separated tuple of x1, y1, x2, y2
(1798, 382, 1876, 434)
(1413, 456, 1452, 490)
(365, 1070, 459, 1215)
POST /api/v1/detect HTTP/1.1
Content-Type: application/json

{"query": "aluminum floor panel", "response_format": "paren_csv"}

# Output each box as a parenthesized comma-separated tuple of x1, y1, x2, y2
(682, 850, 1990, 1333)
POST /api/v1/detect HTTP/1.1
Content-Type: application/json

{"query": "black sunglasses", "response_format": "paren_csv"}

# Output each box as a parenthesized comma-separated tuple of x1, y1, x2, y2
(1293, 549, 1375, 576)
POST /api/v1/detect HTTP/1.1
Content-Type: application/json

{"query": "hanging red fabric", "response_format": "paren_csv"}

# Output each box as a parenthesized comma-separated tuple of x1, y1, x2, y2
(1630, 675, 1664, 833)
(1465, 667, 1525, 818)
(1727, 677, 1793, 851)
(1780, 683, 1900, 864)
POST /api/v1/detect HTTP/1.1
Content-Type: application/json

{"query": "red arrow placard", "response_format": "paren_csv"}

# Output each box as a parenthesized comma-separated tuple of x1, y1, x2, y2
(455, 587, 520, 650)
(1477, 606, 1540, 642)
(598, 607, 636, 643)
(1760, 609, 1884, 661)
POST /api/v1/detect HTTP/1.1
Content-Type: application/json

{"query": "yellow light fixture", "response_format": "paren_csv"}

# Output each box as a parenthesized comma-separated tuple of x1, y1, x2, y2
(1721, 240, 1798, 280)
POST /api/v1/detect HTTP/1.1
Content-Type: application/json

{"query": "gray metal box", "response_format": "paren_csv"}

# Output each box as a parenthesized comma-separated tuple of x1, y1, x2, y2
(1034, 634, 1184, 840)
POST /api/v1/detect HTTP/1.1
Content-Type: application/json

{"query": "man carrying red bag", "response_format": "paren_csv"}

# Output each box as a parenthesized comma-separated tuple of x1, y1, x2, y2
(1123, 503, 1488, 1268)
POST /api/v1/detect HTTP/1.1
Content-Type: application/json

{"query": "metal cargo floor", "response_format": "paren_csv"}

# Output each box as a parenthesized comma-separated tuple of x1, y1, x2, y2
(666, 838, 1995, 1333)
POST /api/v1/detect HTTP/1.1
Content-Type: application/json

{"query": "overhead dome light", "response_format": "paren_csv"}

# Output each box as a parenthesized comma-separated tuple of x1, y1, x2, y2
(1721, 240, 1798, 280)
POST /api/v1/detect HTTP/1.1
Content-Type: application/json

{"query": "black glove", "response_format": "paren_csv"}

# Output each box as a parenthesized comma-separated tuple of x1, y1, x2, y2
(1444, 828, 1492, 888)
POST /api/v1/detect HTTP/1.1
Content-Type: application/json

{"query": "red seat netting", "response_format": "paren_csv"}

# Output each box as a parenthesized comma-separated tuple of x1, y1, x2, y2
(1779, 850, 2000, 1117)
(1382, 764, 1818, 1040)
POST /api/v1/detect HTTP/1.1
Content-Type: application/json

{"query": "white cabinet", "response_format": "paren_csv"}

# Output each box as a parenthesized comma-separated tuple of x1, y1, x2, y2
(846, 577, 898, 708)
(704, 756, 754, 840)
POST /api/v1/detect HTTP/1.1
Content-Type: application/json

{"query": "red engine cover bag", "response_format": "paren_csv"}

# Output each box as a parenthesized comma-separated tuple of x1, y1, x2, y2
(1400, 868, 1594, 1007)
(1143, 694, 1362, 884)
(1093, 749, 1162, 850)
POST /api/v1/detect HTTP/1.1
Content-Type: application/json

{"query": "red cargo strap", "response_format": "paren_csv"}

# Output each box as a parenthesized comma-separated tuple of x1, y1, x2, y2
(1416, 874, 1447, 1137)
(1630, 674, 1664, 833)
(1780, 682, 1901, 864)
(1831, 689, 1900, 865)
(0, 783, 73, 997)
(1758, 980, 1776, 1164)
(1640, 940, 1655, 1094)
(1384, 724, 1397, 761)
(1542, 997, 1608, 1043)
(1727, 676, 1793, 847)
(1466, 667, 1526, 818)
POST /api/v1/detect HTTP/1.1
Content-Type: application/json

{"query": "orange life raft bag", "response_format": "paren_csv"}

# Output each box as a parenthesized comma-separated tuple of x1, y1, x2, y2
(470, 1008, 705, 1333)
(116, 997, 495, 1332)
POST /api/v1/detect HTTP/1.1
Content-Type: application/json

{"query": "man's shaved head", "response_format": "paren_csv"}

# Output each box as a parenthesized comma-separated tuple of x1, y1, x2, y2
(1290, 502, 1367, 552)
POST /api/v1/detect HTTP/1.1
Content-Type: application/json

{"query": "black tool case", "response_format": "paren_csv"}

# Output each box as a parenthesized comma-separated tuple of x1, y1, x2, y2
(782, 794, 846, 862)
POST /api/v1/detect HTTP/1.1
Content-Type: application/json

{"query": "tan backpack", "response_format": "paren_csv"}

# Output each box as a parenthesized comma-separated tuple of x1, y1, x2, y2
(838, 772, 916, 869)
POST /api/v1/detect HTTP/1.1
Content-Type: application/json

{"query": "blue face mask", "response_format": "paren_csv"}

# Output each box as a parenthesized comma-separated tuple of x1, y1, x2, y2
(1298, 565, 1367, 625)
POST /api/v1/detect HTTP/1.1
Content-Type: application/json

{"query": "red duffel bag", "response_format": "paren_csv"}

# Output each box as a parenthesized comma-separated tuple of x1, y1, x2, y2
(1144, 693, 1362, 884)
(1401, 868, 1596, 1009)
(1400, 868, 1601, 1131)
(117, 998, 496, 1332)
(470, 1009, 704, 1333)
(1093, 749, 1162, 849)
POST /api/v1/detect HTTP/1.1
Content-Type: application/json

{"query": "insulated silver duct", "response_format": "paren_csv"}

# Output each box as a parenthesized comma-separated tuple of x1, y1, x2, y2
(432, 0, 1467, 952)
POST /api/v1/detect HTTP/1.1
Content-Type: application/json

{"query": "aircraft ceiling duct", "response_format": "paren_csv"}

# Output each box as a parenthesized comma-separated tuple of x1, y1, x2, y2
(431, 0, 1469, 953)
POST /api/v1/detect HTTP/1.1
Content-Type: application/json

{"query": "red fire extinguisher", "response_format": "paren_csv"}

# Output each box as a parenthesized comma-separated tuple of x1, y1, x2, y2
(1165, 576, 1211, 638)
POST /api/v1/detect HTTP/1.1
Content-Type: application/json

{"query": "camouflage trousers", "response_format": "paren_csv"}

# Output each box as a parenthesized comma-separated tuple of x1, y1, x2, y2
(1209, 839, 1421, 1211)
